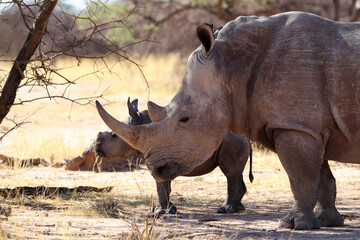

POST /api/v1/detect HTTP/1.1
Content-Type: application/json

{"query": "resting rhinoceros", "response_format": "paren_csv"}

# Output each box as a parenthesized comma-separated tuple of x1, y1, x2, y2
(96, 98, 253, 215)
(65, 139, 141, 172)
(96, 11, 360, 229)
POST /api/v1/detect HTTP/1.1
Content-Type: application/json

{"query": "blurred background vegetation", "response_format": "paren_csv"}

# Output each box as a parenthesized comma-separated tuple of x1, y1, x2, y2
(2, 0, 360, 58)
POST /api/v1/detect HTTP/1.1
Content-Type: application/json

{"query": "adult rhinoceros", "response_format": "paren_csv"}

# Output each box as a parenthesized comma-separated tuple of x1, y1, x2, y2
(96, 98, 253, 216)
(96, 11, 360, 230)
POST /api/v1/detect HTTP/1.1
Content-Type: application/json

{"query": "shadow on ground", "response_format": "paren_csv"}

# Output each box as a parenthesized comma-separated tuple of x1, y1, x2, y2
(154, 201, 360, 239)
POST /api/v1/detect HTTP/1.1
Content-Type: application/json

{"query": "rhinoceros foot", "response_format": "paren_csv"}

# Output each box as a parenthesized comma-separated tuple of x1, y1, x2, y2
(278, 210, 321, 230)
(314, 207, 344, 227)
(152, 203, 177, 218)
(216, 203, 245, 214)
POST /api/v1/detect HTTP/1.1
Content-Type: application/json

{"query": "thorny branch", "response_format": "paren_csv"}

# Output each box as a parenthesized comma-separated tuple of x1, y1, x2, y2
(0, 0, 58, 140)
(0, 116, 31, 142)
(0, 0, 152, 140)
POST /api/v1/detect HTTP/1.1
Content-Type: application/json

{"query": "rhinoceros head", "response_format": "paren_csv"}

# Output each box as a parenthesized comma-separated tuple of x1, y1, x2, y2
(95, 98, 151, 158)
(96, 24, 231, 182)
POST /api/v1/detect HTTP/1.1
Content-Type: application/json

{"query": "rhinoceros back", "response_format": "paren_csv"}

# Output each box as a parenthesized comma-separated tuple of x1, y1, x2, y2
(217, 12, 360, 155)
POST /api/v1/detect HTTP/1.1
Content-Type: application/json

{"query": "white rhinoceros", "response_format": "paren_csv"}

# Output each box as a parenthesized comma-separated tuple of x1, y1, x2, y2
(95, 98, 253, 216)
(96, 12, 360, 229)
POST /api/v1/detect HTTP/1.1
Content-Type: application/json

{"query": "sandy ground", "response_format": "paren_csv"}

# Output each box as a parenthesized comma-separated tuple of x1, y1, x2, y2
(0, 163, 358, 239)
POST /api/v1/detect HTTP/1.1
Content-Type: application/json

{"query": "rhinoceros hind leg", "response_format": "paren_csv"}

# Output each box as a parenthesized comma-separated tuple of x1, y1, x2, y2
(278, 209, 321, 229)
(216, 202, 245, 213)
(215, 175, 246, 214)
(217, 141, 249, 214)
(274, 129, 323, 230)
(314, 160, 344, 227)
(315, 208, 343, 227)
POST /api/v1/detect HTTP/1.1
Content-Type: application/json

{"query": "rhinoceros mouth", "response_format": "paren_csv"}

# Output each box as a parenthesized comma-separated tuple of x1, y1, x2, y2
(96, 150, 105, 157)
(145, 155, 180, 182)
(95, 145, 106, 157)
(151, 163, 178, 182)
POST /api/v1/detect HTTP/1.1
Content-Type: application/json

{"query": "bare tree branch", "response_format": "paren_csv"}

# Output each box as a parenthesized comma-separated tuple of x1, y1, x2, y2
(0, 0, 57, 125)
(0, 0, 153, 140)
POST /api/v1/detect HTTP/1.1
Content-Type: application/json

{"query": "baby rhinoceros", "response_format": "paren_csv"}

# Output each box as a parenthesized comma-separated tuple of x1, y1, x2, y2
(95, 98, 253, 216)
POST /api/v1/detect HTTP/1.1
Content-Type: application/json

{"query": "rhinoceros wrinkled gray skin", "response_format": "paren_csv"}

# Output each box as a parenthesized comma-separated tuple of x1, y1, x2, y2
(96, 98, 253, 216)
(96, 11, 360, 229)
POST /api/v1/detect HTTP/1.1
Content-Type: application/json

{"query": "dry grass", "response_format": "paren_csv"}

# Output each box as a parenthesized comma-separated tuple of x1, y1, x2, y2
(0, 54, 184, 162)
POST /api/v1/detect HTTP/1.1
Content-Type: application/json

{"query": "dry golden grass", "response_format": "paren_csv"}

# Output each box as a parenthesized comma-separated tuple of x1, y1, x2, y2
(0, 54, 184, 162)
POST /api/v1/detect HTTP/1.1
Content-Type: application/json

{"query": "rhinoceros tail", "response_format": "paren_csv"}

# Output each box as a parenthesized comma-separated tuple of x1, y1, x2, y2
(248, 140, 254, 183)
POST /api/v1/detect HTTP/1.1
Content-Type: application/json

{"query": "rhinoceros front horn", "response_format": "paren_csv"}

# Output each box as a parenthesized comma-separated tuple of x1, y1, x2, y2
(147, 101, 167, 122)
(95, 100, 144, 150)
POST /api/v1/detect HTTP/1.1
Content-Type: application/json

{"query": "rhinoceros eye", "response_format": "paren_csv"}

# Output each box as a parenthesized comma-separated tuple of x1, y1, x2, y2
(178, 116, 191, 128)
(179, 117, 189, 123)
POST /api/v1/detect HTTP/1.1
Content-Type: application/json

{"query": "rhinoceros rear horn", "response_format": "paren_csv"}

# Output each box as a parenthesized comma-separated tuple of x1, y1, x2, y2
(127, 97, 140, 123)
(96, 100, 142, 149)
(147, 101, 167, 122)
(196, 23, 215, 55)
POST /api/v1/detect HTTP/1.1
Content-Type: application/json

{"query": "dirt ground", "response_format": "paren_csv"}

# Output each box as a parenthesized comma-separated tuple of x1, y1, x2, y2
(0, 162, 359, 239)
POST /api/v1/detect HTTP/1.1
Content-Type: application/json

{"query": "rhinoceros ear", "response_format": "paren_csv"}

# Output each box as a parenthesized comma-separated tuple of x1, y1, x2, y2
(197, 23, 215, 56)
(127, 97, 140, 123)
(147, 101, 166, 122)
(131, 99, 139, 112)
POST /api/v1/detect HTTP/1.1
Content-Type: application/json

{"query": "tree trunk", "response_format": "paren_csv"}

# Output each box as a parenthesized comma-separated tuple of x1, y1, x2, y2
(0, 0, 58, 125)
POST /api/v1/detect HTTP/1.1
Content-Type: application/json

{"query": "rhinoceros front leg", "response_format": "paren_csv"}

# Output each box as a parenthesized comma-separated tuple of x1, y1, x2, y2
(153, 181, 177, 217)
(314, 160, 344, 226)
(274, 129, 323, 230)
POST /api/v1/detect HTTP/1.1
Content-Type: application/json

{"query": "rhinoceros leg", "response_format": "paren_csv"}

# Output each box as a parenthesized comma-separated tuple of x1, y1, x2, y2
(153, 181, 177, 217)
(216, 140, 248, 213)
(314, 160, 344, 227)
(274, 129, 322, 230)
(216, 173, 246, 213)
